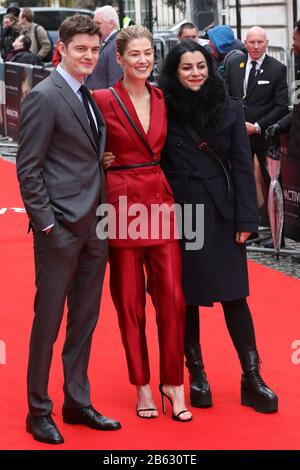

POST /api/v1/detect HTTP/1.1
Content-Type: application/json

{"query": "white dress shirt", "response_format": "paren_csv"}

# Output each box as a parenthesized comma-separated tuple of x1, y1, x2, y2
(57, 64, 98, 129)
(243, 53, 266, 97)
(43, 65, 98, 232)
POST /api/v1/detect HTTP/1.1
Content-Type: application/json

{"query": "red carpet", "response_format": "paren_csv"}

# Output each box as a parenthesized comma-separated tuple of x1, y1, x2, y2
(0, 158, 300, 450)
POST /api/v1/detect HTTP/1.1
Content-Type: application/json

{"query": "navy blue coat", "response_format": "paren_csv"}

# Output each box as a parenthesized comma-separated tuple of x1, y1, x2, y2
(162, 98, 259, 306)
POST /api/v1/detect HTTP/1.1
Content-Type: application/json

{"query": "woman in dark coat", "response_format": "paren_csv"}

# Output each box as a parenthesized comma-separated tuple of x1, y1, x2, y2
(158, 40, 278, 413)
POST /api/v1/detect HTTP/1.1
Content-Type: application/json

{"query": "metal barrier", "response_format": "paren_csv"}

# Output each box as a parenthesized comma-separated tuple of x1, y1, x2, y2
(268, 45, 294, 104)
(152, 36, 179, 83)
(0, 62, 53, 155)
(268, 45, 288, 65)
(152, 36, 168, 83)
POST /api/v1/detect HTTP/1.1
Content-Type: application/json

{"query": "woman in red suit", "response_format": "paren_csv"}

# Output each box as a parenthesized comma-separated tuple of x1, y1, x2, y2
(93, 26, 192, 422)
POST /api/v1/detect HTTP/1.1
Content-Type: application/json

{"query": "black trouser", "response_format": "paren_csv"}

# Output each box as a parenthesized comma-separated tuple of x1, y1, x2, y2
(185, 299, 256, 355)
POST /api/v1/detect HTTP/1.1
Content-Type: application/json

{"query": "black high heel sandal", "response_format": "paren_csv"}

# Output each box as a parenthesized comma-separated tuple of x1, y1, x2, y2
(136, 408, 158, 419)
(159, 383, 192, 422)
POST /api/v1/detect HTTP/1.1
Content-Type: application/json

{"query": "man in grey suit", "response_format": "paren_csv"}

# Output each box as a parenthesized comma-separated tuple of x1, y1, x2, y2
(16, 14, 121, 445)
(86, 5, 123, 90)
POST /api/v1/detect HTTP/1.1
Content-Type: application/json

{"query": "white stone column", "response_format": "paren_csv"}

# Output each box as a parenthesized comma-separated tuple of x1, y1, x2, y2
(135, 0, 142, 25)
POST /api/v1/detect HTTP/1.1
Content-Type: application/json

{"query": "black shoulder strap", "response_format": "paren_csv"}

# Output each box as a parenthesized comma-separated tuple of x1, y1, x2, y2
(185, 124, 231, 192)
(110, 87, 156, 159)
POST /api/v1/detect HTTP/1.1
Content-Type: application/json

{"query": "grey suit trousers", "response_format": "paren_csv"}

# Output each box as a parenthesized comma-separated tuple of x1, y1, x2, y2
(27, 217, 108, 415)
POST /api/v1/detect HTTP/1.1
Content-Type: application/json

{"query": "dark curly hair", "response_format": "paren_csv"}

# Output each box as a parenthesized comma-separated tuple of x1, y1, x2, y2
(158, 40, 228, 135)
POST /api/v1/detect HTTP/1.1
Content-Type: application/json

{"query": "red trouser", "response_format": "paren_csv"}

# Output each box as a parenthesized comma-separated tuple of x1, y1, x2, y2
(109, 241, 186, 386)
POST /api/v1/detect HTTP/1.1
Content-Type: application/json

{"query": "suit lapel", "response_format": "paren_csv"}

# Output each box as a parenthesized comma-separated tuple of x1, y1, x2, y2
(246, 55, 270, 99)
(110, 80, 155, 158)
(145, 83, 165, 150)
(254, 55, 270, 82)
(100, 31, 117, 54)
(51, 70, 99, 155)
(88, 88, 106, 150)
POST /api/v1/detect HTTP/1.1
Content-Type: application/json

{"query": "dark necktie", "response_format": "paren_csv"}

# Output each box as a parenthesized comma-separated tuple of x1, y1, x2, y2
(79, 84, 99, 147)
(246, 61, 257, 94)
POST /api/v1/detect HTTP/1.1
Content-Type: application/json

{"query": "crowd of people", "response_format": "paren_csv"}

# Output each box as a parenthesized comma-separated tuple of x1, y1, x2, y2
(13, 1, 300, 446)
(0, 4, 51, 64)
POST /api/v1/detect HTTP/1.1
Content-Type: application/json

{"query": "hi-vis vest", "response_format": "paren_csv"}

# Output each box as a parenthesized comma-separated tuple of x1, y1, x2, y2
(123, 16, 132, 28)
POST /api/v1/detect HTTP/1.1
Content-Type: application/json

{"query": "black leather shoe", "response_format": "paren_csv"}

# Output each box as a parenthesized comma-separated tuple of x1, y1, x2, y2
(62, 405, 121, 430)
(26, 413, 64, 444)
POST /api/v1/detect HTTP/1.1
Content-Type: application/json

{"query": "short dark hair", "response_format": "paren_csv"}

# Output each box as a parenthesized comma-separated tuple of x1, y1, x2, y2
(59, 14, 100, 47)
(21, 35, 31, 51)
(295, 20, 300, 32)
(178, 22, 198, 37)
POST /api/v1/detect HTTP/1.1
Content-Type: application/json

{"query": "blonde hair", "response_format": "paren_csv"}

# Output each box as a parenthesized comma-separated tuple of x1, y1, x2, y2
(116, 25, 153, 55)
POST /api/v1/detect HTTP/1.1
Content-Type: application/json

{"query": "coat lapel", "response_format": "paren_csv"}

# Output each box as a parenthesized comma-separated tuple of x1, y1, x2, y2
(50, 70, 99, 155)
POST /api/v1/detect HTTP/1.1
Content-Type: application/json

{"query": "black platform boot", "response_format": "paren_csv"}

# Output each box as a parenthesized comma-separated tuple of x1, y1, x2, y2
(238, 348, 278, 413)
(185, 344, 213, 408)
(185, 306, 212, 408)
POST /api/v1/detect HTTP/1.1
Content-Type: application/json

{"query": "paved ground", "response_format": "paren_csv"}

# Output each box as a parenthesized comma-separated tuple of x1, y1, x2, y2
(2, 154, 300, 281)
(247, 229, 300, 280)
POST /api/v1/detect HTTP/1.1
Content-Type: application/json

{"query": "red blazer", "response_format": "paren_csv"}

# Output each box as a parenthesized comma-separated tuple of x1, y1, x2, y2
(94, 80, 176, 247)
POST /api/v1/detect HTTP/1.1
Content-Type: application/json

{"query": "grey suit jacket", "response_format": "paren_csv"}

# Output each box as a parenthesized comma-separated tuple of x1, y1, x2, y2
(86, 31, 123, 90)
(16, 69, 106, 235)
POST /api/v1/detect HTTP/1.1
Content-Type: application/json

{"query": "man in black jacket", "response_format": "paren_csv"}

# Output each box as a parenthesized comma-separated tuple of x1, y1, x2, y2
(225, 26, 289, 247)
(225, 26, 289, 189)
